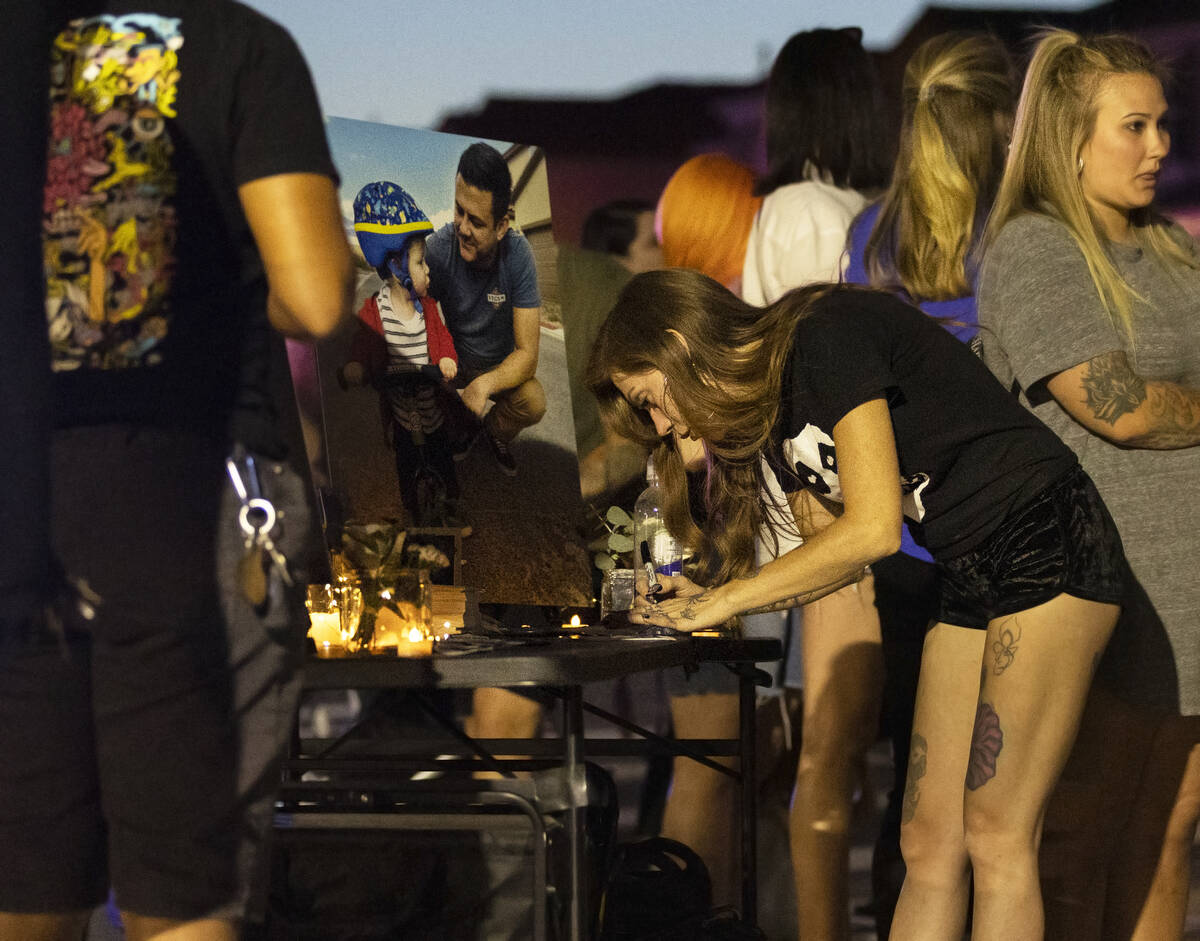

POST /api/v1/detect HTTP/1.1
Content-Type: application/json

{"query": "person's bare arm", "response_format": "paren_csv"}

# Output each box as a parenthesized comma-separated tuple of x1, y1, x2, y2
(1046, 350, 1200, 449)
(737, 490, 865, 614)
(238, 172, 353, 339)
(460, 304, 540, 416)
(632, 398, 902, 631)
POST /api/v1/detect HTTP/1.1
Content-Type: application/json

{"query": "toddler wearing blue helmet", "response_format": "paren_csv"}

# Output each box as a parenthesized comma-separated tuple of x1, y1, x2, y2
(343, 181, 461, 521)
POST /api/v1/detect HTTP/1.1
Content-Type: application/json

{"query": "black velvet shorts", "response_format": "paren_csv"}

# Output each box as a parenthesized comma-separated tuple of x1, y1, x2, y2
(937, 467, 1126, 630)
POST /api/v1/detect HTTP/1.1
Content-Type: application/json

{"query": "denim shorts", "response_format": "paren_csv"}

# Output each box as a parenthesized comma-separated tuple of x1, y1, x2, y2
(938, 467, 1126, 630)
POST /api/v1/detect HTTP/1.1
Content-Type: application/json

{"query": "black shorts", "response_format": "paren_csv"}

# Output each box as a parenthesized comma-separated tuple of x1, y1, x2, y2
(937, 467, 1126, 630)
(0, 427, 242, 918)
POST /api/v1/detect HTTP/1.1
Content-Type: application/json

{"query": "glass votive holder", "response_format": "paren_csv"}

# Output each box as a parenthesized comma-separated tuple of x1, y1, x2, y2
(600, 568, 636, 621)
(364, 568, 433, 653)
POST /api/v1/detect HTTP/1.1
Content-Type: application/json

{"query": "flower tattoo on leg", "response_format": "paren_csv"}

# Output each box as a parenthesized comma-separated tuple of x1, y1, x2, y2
(965, 701, 1003, 790)
(991, 624, 1021, 675)
(902, 732, 928, 824)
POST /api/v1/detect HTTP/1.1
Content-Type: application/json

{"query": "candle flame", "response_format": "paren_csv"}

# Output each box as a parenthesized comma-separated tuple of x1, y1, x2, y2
(570, 614, 582, 627)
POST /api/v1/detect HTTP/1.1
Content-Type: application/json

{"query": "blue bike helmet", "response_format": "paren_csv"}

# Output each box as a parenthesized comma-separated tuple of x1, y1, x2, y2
(353, 181, 434, 294)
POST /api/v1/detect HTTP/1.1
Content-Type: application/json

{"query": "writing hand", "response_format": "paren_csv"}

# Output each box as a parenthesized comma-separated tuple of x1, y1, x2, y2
(631, 574, 728, 632)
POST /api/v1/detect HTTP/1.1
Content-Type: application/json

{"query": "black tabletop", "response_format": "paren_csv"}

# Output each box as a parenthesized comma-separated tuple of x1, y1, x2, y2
(302, 633, 782, 690)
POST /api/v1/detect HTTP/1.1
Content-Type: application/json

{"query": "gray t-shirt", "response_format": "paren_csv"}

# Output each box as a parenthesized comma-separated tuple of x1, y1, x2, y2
(426, 223, 540, 376)
(979, 213, 1200, 715)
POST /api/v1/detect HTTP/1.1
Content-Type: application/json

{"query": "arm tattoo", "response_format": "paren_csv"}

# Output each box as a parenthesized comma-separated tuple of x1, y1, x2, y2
(1142, 382, 1200, 448)
(1081, 351, 1146, 425)
(736, 569, 868, 616)
(741, 590, 825, 615)
(1081, 352, 1200, 447)
(902, 733, 928, 824)
(965, 701, 1003, 791)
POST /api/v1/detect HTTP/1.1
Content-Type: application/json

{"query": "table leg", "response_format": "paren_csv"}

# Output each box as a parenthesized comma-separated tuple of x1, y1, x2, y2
(739, 664, 758, 926)
(563, 685, 588, 940)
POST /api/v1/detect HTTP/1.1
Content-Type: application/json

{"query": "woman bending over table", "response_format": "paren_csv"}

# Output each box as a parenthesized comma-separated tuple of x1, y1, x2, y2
(587, 268, 1124, 941)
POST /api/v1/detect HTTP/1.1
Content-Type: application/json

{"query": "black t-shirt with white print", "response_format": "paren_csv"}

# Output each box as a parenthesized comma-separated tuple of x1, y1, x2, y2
(768, 287, 1077, 558)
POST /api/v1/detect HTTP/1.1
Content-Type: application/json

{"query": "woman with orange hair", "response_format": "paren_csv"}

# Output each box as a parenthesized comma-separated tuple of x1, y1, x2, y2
(658, 153, 761, 294)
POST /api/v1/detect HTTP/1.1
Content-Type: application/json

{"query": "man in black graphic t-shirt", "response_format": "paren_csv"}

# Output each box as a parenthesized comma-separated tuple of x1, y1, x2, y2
(0, 4, 352, 938)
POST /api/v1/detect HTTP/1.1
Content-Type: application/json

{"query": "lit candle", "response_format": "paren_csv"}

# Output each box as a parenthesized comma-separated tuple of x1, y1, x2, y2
(370, 607, 433, 657)
(561, 614, 583, 630)
(314, 639, 346, 659)
(307, 611, 342, 647)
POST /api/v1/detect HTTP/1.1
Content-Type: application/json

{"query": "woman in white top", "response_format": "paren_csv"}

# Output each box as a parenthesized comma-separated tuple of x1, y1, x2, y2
(741, 27, 893, 940)
(742, 27, 891, 304)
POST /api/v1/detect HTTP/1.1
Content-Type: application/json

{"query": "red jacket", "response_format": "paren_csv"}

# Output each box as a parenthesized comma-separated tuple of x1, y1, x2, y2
(348, 292, 458, 378)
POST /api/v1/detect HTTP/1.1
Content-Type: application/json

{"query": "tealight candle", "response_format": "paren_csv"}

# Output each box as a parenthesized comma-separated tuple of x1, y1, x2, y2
(314, 640, 346, 659)
(370, 607, 433, 657)
(307, 611, 342, 647)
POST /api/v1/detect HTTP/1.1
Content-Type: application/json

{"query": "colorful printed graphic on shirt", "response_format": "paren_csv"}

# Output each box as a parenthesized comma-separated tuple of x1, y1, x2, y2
(43, 14, 182, 371)
(782, 423, 930, 521)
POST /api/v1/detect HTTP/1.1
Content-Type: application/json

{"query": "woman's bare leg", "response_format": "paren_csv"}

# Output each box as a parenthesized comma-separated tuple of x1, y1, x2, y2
(662, 691, 741, 907)
(0, 912, 89, 941)
(120, 914, 236, 941)
(1039, 686, 1152, 941)
(890, 622, 986, 941)
(1112, 719, 1200, 941)
(964, 594, 1117, 941)
(790, 578, 883, 940)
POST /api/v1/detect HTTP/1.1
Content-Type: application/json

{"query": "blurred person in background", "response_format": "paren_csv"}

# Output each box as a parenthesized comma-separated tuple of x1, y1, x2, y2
(842, 31, 1016, 939)
(563, 198, 662, 501)
(742, 26, 893, 940)
(652, 152, 762, 908)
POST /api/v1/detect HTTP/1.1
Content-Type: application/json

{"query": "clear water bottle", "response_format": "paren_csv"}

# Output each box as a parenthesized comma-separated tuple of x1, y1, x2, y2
(634, 457, 684, 577)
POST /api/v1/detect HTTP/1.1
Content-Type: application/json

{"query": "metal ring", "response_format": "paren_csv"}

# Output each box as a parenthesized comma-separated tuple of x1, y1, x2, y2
(238, 497, 276, 537)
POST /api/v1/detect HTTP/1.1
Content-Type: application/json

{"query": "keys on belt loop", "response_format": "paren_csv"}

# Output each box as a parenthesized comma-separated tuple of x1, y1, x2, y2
(226, 453, 293, 607)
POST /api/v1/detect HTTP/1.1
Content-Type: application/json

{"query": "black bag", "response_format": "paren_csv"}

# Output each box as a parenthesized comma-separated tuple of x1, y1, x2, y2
(600, 837, 711, 940)
(599, 837, 766, 941)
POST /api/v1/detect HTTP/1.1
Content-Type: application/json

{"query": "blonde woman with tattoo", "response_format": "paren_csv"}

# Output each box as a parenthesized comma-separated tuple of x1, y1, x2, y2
(979, 29, 1200, 941)
(587, 267, 1123, 941)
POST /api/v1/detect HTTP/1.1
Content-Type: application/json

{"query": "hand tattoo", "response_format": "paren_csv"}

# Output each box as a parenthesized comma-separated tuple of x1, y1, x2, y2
(680, 593, 710, 621)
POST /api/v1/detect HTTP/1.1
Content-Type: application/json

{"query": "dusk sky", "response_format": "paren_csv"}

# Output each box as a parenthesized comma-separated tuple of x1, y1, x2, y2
(242, 0, 1095, 129)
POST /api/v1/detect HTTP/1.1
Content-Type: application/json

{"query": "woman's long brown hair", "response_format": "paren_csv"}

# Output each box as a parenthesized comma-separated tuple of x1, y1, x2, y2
(586, 268, 836, 585)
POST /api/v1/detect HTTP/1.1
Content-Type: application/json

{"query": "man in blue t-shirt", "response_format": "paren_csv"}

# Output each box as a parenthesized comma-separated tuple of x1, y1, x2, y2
(426, 142, 545, 475)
